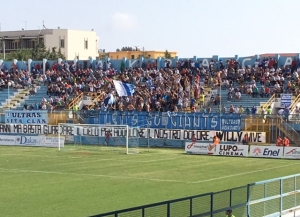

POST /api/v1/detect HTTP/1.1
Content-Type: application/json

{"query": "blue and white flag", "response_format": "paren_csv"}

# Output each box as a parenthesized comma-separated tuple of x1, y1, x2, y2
(113, 80, 136, 96)
(103, 93, 115, 105)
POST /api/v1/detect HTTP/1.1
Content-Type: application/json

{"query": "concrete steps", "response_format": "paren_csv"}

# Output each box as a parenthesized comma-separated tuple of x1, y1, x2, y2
(0, 87, 41, 110)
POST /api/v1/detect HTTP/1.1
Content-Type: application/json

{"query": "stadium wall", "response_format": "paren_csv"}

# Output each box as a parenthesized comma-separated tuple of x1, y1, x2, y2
(0, 131, 259, 148)
(1, 110, 300, 145)
(0, 53, 299, 72)
(0, 123, 291, 150)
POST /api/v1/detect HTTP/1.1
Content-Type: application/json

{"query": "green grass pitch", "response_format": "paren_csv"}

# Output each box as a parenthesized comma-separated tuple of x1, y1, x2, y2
(1, 145, 300, 217)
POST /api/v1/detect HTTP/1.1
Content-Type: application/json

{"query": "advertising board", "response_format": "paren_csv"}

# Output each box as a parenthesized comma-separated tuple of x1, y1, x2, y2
(0, 136, 17, 145)
(185, 142, 215, 155)
(215, 144, 248, 157)
(15, 135, 45, 146)
(40, 137, 65, 148)
(250, 146, 283, 158)
(283, 147, 300, 159)
(0, 135, 64, 148)
(185, 144, 300, 160)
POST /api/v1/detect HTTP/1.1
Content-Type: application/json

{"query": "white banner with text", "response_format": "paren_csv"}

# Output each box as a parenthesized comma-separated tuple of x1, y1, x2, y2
(0, 124, 266, 143)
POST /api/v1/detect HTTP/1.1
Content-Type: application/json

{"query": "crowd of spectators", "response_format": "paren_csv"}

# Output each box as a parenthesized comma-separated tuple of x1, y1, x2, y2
(1, 57, 300, 114)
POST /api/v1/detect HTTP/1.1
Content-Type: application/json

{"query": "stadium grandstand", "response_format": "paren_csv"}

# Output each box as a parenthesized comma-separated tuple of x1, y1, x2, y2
(0, 54, 299, 115)
(1, 54, 300, 217)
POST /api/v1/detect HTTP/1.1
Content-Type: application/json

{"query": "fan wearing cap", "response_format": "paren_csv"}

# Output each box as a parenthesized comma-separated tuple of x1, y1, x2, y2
(225, 209, 235, 217)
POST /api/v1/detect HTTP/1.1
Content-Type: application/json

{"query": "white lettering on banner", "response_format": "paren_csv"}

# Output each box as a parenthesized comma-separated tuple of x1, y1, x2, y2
(161, 113, 168, 126)
(202, 59, 209, 68)
(132, 114, 138, 126)
(171, 115, 178, 127)
(283, 147, 300, 159)
(284, 57, 292, 67)
(250, 146, 283, 158)
(215, 144, 248, 157)
(202, 114, 209, 128)
(185, 142, 215, 155)
(242, 58, 251, 68)
(184, 115, 190, 128)
(154, 114, 161, 126)
(178, 114, 183, 127)
(112, 113, 118, 124)
(194, 115, 200, 128)
(211, 116, 218, 128)
(128, 60, 138, 68)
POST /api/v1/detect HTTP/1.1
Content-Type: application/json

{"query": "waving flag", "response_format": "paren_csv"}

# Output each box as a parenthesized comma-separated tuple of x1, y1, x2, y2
(103, 93, 115, 105)
(113, 80, 136, 96)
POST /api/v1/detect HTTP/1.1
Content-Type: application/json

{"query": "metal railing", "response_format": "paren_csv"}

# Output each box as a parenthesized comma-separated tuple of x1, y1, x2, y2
(47, 110, 75, 125)
(290, 94, 300, 113)
(90, 186, 249, 217)
(262, 94, 276, 110)
(248, 174, 300, 217)
(277, 115, 300, 146)
(68, 92, 83, 110)
(90, 174, 300, 217)
(87, 93, 105, 110)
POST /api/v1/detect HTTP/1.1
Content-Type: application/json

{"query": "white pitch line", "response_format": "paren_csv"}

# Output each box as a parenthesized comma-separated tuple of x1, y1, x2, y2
(0, 153, 169, 159)
(0, 162, 299, 184)
(40, 157, 179, 167)
(1, 153, 83, 159)
(136, 157, 180, 163)
(0, 168, 192, 183)
(0, 153, 181, 164)
(193, 162, 300, 183)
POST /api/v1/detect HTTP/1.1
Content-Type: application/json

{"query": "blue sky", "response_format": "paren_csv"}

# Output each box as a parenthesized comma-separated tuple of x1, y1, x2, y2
(1, 0, 299, 58)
